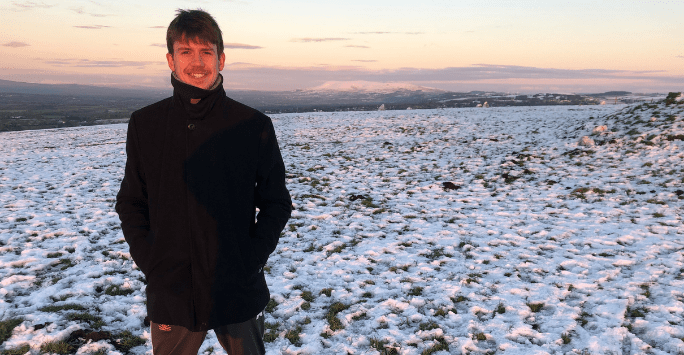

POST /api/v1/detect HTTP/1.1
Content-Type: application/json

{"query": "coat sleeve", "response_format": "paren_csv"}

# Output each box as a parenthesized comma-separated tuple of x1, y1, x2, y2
(115, 116, 153, 276)
(252, 117, 292, 267)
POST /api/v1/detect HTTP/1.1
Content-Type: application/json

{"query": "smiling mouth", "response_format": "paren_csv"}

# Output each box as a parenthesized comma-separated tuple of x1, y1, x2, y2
(190, 73, 207, 79)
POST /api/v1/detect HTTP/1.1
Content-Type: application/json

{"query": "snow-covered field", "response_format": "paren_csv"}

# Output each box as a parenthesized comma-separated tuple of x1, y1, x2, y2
(1, 99, 684, 355)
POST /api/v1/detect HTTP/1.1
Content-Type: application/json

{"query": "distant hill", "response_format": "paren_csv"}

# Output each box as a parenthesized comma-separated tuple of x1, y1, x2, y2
(307, 81, 445, 93)
(2, 78, 655, 132)
(0, 79, 166, 99)
(585, 91, 632, 97)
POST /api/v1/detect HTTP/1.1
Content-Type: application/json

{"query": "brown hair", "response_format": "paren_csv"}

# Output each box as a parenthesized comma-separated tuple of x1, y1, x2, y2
(167, 9, 224, 55)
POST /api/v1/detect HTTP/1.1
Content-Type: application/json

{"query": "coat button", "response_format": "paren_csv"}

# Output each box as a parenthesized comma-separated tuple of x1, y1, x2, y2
(188, 123, 195, 130)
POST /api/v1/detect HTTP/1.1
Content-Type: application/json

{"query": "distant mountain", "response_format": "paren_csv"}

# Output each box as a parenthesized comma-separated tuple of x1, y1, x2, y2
(307, 81, 444, 93)
(0, 79, 166, 99)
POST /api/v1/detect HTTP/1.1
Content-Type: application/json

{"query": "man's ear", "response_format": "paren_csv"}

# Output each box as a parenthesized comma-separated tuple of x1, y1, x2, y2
(219, 52, 225, 71)
(166, 53, 175, 72)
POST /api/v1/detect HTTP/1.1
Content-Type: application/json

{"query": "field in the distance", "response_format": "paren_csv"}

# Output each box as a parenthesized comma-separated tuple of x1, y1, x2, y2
(1, 99, 683, 355)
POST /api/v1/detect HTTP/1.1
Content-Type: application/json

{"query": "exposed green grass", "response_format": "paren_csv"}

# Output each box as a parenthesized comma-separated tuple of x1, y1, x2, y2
(361, 197, 379, 209)
(578, 311, 590, 326)
(389, 265, 410, 272)
(407, 286, 423, 296)
(327, 243, 347, 255)
(451, 295, 468, 303)
(421, 336, 449, 355)
(104, 285, 134, 296)
(625, 306, 647, 318)
(263, 330, 278, 343)
(40, 341, 73, 355)
(265, 321, 280, 330)
(0, 318, 23, 344)
(325, 302, 349, 331)
(472, 332, 486, 341)
(284, 326, 302, 345)
(39, 303, 86, 312)
(66, 312, 101, 323)
(419, 322, 439, 331)
(265, 299, 278, 313)
(421, 247, 453, 260)
(57, 258, 75, 270)
(113, 330, 146, 352)
(351, 312, 367, 321)
(370, 338, 398, 354)
(1, 344, 30, 355)
(527, 303, 544, 312)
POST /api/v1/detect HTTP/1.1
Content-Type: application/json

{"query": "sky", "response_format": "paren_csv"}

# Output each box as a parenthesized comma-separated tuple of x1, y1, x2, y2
(1, 0, 683, 93)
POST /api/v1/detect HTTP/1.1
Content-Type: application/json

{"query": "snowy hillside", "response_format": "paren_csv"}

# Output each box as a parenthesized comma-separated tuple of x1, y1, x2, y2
(1, 95, 683, 355)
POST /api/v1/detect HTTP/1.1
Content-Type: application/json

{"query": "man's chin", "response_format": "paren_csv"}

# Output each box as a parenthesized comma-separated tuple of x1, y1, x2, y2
(178, 75, 214, 90)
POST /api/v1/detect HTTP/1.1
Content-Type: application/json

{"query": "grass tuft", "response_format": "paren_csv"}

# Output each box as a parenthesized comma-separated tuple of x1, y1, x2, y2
(39, 341, 73, 355)
(300, 290, 314, 302)
(284, 326, 302, 345)
(265, 299, 278, 313)
(113, 330, 146, 352)
(325, 302, 349, 331)
(419, 322, 439, 331)
(1, 344, 30, 355)
(104, 285, 134, 296)
(39, 304, 86, 312)
(407, 286, 423, 296)
(472, 332, 486, 341)
(263, 322, 280, 343)
(370, 338, 397, 354)
(66, 312, 102, 323)
(421, 336, 449, 355)
(0, 318, 23, 344)
(527, 303, 544, 312)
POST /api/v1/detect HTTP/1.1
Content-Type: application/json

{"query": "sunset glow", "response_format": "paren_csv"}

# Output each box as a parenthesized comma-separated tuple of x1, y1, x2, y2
(1, 0, 683, 92)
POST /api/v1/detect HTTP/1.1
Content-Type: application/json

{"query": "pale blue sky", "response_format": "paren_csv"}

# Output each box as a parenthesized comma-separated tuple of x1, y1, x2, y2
(1, 0, 683, 92)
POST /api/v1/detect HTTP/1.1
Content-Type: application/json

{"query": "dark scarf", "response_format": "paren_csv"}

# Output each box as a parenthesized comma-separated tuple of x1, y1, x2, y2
(171, 73, 224, 120)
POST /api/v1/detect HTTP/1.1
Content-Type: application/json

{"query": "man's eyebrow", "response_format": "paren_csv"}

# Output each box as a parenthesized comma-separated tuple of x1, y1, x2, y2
(175, 43, 216, 51)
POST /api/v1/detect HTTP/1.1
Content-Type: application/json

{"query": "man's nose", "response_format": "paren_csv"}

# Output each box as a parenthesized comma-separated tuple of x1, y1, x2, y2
(191, 52, 204, 64)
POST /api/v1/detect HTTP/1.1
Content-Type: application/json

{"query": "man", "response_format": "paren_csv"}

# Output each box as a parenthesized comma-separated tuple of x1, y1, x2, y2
(115, 9, 291, 355)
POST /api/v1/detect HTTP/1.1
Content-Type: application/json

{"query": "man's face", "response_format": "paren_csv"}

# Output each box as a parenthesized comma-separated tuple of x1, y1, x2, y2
(166, 37, 225, 90)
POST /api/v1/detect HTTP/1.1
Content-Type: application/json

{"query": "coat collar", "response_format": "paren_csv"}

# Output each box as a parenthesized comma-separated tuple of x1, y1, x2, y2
(171, 73, 225, 120)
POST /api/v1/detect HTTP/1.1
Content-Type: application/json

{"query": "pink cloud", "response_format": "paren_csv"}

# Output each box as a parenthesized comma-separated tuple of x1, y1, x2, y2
(2, 41, 30, 48)
(291, 38, 350, 43)
(73, 25, 111, 29)
(224, 43, 263, 49)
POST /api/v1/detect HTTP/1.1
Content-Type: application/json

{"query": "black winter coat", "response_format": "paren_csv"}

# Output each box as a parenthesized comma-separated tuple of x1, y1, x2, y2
(115, 75, 291, 331)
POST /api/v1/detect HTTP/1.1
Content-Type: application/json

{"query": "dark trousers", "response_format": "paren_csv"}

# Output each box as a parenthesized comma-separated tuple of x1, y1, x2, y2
(150, 312, 265, 355)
